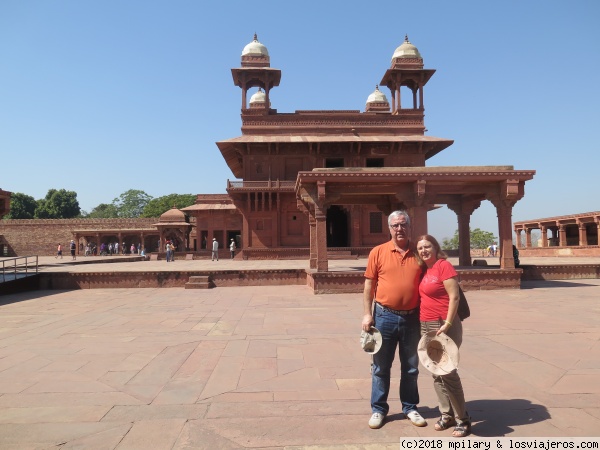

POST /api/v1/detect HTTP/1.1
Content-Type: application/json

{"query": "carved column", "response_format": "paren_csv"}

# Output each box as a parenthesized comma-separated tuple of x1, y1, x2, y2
(578, 222, 588, 246)
(350, 205, 360, 247)
(558, 224, 567, 247)
(447, 197, 481, 267)
(315, 181, 329, 271)
(496, 204, 515, 269)
(540, 225, 547, 247)
(308, 212, 317, 269)
(525, 228, 532, 248)
(314, 203, 328, 271)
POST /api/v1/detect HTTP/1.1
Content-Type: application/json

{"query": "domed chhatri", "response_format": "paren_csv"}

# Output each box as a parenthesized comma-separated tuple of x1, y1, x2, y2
(390, 35, 424, 69)
(159, 206, 186, 223)
(249, 88, 270, 108)
(241, 33, 270, 68)
(365, 85, 390, 112)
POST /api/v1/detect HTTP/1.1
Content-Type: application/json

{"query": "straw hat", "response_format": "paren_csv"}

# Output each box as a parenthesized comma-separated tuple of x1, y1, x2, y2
(360, 327, 382, 354)
(418, 330, 460, 375)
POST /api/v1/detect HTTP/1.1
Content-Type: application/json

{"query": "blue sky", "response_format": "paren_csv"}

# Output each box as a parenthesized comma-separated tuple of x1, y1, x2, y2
(1, 0, 598, 242)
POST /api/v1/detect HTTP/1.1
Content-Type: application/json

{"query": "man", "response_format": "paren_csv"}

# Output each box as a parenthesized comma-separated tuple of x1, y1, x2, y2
(70, 240, 76, 260)
(362, 210, 426, 429)
(211, 237, 219, 261)
(229, 238, 236, 259)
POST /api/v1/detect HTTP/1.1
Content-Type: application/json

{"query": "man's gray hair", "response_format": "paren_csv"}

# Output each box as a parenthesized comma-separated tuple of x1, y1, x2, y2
(388, 210, 411, 227)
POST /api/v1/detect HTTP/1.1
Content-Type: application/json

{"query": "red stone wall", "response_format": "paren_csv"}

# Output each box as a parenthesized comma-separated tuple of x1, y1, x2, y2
(0, 218, 158, 256)
(518, 246, 600, 257)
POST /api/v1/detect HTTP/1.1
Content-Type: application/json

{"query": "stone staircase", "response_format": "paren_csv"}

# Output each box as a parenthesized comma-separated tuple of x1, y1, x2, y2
(184, 275, 212, 289)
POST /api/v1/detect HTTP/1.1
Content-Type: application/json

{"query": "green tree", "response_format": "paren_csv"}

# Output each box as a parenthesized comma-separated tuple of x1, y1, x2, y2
(142, 194, 196, 217)
(34, 189, 81, 219)
(112, 189, 153, 218)
(4, 192, 37, 219)
(85, 203, 119, 218)
(442, 228, 497, 250)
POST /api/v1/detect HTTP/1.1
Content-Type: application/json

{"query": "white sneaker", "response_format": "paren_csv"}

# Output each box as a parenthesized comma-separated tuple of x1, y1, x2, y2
(368, 412, 385, 429)
(406, 410, 427, 427)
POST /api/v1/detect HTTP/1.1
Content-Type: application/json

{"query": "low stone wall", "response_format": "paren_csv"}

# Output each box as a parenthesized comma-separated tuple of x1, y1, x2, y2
(518, 246, 600, 257)
(20, 263, 600, 295)
(0, 218, 158, 256)
(39, 269, 307, 290)
(520, 264, 600, 280)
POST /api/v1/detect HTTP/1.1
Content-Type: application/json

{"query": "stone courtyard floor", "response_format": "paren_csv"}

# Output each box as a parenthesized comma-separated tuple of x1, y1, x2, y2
(0, 257, 599, 448)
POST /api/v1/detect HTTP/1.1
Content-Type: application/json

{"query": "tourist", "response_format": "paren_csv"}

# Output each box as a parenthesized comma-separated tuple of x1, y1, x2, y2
(70, 240, 76, 260)
(229, 238, 236, 259)
(165, 241, 172, 262)
(362, 210, 426, 429)
(416, 234, 471, 438)
(114, 242, 119, 255)
(211, 237, 219, 261)
(56, 243, 62, 259)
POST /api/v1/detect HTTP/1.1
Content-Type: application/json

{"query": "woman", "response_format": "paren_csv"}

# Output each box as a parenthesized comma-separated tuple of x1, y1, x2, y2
(416, 234, 471, 437)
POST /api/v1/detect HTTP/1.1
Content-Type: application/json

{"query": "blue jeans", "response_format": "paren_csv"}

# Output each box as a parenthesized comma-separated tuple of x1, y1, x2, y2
(371, 304, 421, 415)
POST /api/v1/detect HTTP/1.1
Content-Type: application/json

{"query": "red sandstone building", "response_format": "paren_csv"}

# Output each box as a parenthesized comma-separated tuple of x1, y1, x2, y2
(515, 211, 600, 256)
(197, 34, 533, 270)
(2, 36, 536, 269)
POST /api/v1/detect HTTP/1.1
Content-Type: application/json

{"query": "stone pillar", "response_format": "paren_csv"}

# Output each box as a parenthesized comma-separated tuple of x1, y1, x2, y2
(496, 204, 515, 269)
(314, 204, 328, 272)
(308, 212, 317, 269)
(558, 224, 567, 247)
(541, 225, 547, 247)
(578, 222, 588, 246)
(457, 213, 471, 267)
(409, 205, 428, 241)
(447, 198, 481, 267)
(350, 205, 363, 247)
(526, 228, 532, 248)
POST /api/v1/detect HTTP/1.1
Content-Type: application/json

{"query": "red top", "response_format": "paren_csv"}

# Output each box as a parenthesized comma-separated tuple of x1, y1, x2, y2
(419, 259, 457, 321)
(364, 240, 421, 310)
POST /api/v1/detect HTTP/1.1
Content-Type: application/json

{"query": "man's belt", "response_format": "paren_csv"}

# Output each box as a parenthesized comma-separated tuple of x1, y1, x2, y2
(375, 302, 418, 316)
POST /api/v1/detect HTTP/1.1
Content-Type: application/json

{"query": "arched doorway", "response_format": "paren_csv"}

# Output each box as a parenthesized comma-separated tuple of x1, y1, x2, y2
(326, 205, 349, 247)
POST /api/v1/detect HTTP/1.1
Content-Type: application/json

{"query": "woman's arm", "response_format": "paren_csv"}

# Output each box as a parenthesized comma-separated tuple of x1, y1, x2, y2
(438, 276, 460, 335)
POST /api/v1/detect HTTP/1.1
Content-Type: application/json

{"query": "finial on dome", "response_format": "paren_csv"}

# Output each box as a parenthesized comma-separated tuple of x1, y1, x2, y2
(253, 32, 258, 41)
(375, 84, 380, 90)
(405, 34, 409, 42)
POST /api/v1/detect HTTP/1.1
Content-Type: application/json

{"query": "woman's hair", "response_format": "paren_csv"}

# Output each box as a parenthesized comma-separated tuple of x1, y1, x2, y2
(415, 234, 448, 260)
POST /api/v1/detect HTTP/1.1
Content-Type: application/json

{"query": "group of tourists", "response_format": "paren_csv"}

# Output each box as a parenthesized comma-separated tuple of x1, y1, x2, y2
(362, 210, 471, 438)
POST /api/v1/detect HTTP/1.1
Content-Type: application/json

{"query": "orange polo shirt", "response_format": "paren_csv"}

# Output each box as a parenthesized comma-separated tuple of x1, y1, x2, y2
(364, 240, 422, 310)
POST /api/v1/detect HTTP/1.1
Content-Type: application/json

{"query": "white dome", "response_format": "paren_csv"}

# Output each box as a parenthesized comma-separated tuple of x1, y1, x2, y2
(366, 85, 388, 104)
(249, 89, 267, 104)
(391, 35, 422, 61)
(242, 33, 269, 57)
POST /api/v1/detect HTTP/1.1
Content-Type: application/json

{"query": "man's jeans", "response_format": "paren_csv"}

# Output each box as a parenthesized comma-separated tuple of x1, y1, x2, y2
(371, 304, 421, 415)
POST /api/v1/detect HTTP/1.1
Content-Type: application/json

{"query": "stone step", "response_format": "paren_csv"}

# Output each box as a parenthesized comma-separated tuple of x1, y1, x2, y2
(185, 275, 212, 289)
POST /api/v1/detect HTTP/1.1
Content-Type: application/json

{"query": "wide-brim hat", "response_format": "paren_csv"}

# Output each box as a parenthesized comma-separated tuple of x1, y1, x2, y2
(418, 330, 460, 375)
(360, 327, 382, 354)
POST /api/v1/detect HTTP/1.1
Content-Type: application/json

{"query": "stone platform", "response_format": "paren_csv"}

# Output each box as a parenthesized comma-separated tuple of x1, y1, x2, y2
(4, 255, 597, 294)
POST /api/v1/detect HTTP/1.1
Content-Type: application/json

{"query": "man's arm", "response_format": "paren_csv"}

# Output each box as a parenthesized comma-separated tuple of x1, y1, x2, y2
(362, 278, 375, 331)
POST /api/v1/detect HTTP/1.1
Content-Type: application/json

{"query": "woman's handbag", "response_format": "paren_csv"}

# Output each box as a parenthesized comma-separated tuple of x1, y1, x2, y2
(457, 287, 471, 321)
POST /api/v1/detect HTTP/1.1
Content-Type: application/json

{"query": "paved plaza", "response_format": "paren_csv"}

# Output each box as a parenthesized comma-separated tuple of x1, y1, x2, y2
(0, 257, 599, 448)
